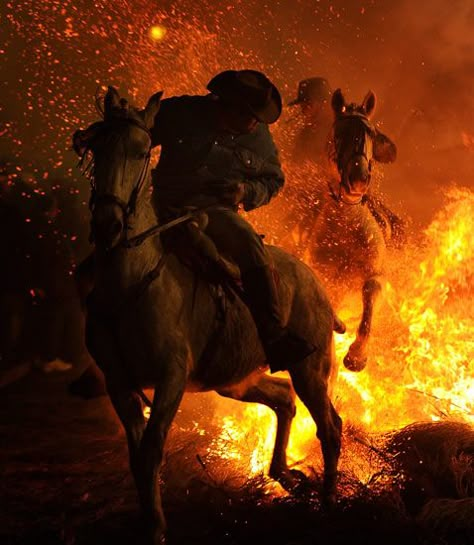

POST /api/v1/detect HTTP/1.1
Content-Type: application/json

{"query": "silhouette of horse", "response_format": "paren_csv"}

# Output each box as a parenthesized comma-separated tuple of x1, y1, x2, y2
(309, 89, 397, 371)
(73, 87, 342, 545)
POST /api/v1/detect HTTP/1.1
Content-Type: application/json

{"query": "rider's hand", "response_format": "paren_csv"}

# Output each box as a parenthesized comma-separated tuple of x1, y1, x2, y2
(204, 180, 246, 206)
(221, 182, 245, 205)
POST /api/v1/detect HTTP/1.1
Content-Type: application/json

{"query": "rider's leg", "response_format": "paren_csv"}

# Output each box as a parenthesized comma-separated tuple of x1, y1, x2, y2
(205, 208, 315, 373)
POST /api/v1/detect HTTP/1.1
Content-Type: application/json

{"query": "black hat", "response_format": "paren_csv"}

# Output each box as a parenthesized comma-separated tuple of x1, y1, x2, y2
(206, 69, 282, 124)
(288, 77, 332, 106)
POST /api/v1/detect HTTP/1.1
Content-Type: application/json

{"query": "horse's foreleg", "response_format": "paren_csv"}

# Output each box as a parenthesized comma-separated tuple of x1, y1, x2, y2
(106, 377, 146, 481)
(86, 318, 146, 477)
(290, 352, 342, 506)
(344, 276, 382, 372)
(136, 365, 186, 545)
(217, 373, 296, 487)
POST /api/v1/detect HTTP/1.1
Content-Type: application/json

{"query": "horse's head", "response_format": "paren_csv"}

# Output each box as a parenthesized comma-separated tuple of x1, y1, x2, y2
(330, 88, 396, 205)
(73, 87, 162, 250)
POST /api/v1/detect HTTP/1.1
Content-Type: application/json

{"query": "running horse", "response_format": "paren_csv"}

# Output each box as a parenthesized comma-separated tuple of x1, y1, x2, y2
(309, 89, 397, 372)
(73, 87, 342, 545)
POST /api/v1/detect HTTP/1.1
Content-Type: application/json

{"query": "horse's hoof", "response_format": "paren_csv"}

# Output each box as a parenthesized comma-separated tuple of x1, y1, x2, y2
(146, 524, 166, 545)
(270, 467, 307, 492)
(321, 491, 337, 511)
(343, 352, 367, 372)
(150, 532, 166, 545)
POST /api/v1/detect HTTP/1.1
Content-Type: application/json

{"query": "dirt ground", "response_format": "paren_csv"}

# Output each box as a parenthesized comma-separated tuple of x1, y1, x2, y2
(0, 369, 468, 545)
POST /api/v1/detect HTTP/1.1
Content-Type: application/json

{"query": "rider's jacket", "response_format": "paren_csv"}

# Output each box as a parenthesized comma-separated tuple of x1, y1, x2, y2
(150, 94, 284, 211)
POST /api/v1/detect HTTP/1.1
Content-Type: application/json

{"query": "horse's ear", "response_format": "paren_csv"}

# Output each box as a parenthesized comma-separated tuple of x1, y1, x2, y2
(373, 131, 397, 163)
(332, 89, 346, 115)
(362, 90, 376, 117)
(142, 91, 163, 130)
(104, 86, 121, 118)
(72, 122, 102, 156)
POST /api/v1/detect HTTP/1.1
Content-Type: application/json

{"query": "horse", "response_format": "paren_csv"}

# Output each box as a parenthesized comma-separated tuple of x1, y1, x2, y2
(72, 87, 342, 545)
(308, 88, 397, 371)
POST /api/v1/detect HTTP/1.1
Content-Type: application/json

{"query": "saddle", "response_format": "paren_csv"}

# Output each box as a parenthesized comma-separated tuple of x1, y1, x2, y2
(159, 214, 244, 307)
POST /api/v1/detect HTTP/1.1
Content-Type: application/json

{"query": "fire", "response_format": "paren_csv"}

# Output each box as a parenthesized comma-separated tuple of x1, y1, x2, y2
(142, 187, 472, 482)
(208, 186, 473, 476)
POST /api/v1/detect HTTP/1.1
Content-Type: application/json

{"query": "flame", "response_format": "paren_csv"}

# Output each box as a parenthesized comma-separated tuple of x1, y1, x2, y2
(142, 187, 472, 482)
(207, 186, 473, 476)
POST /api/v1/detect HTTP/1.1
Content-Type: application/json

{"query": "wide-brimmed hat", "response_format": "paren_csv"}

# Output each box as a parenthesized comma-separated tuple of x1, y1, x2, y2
(288, 77, 332, 106)
(206, 69, 282, 124)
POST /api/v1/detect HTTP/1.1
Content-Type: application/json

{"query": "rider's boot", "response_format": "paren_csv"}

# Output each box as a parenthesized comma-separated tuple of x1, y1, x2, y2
(241, 265, 316, 373)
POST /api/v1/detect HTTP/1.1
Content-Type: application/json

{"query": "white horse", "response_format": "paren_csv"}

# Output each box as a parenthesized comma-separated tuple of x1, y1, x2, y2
(73, 87, 342, 544)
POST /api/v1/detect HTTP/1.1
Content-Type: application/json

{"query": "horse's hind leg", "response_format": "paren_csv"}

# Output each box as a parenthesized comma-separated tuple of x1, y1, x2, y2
(290, 350, 342, 505)
(344, 276, 382, 371)
(217, 372, 296, 487)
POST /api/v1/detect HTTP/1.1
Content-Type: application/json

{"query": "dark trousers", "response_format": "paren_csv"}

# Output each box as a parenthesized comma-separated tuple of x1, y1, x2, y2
(203, 207, 268, 273)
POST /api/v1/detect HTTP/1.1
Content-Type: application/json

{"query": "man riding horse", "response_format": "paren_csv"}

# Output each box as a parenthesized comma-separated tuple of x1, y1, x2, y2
(71, 70, 315, 397)
(151, 70, 316, 372)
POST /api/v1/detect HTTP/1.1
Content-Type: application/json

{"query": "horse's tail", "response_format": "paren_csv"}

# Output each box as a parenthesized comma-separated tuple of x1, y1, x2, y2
(333, 315, 346, 334)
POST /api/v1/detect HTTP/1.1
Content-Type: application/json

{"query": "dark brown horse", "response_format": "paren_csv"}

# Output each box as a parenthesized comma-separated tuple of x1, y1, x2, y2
(309, 89, 397, 371)
(73, 87, 342, 545)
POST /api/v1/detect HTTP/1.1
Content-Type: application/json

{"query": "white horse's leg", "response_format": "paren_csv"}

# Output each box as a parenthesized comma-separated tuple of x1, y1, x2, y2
(86, 317, 185, 545)
(217, 372, 296, 487)
(344, 276, 382, 371)
(105, 375, 146, 485)
(86, 318, 146, 477)
(289, 349, 342, 506)
(135, 364, 187, 545)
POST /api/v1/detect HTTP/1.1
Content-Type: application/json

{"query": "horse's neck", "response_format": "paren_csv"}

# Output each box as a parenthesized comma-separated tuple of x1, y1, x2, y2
(95, 194, 161, 292)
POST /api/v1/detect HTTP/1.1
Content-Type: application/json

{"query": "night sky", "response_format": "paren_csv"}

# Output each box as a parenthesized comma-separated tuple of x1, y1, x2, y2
(1, 0, 473, 225)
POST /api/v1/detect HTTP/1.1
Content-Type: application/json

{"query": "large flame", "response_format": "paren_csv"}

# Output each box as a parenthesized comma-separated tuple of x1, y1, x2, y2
(208, 186, 473, 477)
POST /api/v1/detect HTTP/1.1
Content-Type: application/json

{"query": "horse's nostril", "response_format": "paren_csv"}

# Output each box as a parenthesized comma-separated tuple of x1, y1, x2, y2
(110, 220, 123, 235)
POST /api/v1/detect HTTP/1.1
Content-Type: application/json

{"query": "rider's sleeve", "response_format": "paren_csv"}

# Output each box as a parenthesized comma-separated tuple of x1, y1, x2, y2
(241, 125, 285, 212)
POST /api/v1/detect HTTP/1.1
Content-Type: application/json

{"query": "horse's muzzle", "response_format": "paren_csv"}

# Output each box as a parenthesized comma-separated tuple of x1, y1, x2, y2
(341, 158, 371, 203)
(91, 202, 124, 250)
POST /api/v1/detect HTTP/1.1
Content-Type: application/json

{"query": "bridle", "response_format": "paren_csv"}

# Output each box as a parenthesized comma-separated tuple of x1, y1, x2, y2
(79, 116, 213, 250)
(82, 117, 152, 244)
(330, 113, 375, 205)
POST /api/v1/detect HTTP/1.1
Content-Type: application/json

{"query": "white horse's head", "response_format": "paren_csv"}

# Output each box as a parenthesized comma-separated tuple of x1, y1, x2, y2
(73, 87, 162, 250)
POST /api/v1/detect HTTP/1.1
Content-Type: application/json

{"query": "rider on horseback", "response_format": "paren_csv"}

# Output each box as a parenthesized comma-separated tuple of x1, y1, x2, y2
(150, 70, 315, 373)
